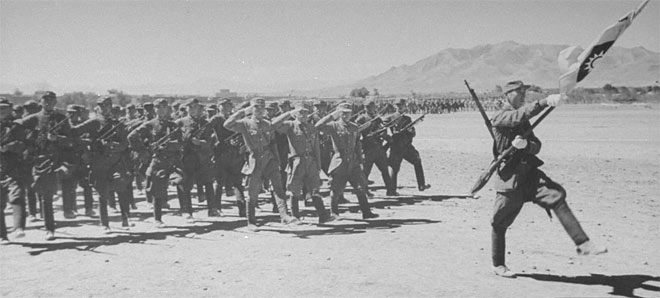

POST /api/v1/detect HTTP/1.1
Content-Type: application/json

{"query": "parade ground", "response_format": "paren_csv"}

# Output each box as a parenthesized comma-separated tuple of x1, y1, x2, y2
(1, 103, 658, 298)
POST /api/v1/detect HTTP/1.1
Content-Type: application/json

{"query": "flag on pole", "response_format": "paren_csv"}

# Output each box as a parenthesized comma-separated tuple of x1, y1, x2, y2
(558, 0, 650, 94)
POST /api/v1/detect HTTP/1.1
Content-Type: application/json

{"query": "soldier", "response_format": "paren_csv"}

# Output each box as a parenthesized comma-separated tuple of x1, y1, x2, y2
(387, 98, 431, 192)
(355, 99, 397, 196)
(73, 105, 96, 217)
(175, 98, 220, 219)
(312, 101, 333, 175)
(12, 104, 24, 119)
(1, 98, 28, 244)
(210, 99, 247, 217)
(128, 98, 182, 228)
(18, 91, 73, 240)
(142, 102, 156, 120)
(21, 100, 41, 222)
(124, 103, 139, 121)
(73, 96, 133, 230)
(271, 102, 337, 223)
(489, 81, 606, 278)
(60, 105, 86, 219)
(315, 103, 379, 219)
(205, 104, 218, 118)
(224, 97, 299, 229)
(276, 100, 293, 191)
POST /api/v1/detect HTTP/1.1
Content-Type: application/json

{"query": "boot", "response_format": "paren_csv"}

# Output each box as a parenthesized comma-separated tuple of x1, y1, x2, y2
(290, 195, 300, 218)
(577, 240, 608, 256)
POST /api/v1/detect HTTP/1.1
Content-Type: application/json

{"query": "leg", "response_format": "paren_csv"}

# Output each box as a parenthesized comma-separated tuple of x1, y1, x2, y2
(403, 146, 428, 190)
(117, 190, 132, 227)
(348, 164, 377, 219)
(533, 176, 589, 246)
(374, 152, 396, 195)
(491, 191, 524, 269)
(388, 150, 404, 191)
(329, 165, 349, 216)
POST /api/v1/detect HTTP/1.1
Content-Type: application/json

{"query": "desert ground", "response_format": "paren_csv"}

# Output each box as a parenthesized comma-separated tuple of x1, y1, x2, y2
(1, 104, 659, 298)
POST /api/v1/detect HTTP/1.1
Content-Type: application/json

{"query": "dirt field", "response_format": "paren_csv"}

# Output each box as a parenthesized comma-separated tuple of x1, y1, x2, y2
(2, 104, 659, 298)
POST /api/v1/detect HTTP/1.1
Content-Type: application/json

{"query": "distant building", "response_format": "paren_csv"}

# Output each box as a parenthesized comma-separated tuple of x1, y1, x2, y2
(215, 89, 237, 98)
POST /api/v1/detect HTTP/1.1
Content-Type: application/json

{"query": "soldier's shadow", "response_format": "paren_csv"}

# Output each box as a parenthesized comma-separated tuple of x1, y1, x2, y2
(517, 273, 660, 298)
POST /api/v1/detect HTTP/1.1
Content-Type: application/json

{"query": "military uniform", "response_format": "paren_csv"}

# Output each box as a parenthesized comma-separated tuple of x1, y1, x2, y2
(489, 81, 604, 277)
(355, 106, 396, 196)
(19, 92, 73, 239)
(128, 98, 182, 227)
(272, 105, 334, 222)
(73, 97, 133, 228)
(175, 98, 219, 218)
(387, 99, 429, 192)
(209, 99, 246, 216)
(315, 103, 378, 219)
(1, 99, 28, 242)
(224, 97, 297, 227)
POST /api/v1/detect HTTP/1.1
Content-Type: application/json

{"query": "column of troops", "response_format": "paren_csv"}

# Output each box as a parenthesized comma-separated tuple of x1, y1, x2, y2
(0, 92, 431, 241)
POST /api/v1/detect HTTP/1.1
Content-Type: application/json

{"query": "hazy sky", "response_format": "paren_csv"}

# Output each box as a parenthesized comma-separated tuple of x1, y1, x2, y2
(1, 0, 658, 93)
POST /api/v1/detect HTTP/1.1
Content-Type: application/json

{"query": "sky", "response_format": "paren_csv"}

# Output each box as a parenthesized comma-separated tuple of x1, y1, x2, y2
(1, 0, 658, 94)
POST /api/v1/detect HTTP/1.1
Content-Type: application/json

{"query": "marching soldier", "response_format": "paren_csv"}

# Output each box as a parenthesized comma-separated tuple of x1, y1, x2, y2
(210, 99, 246, 216)
(387, 99, 430, 192)
(355, 99, 397, 196)
(271, 102, 338, 223)
(224, 97, 299, 229)
(142, 102, 156, 120)
(312, 101, 333, 175)
(73, 96, 133, 230)
(128, 98, 182, 228)
(73, 105, 96, 217)
(175, 98, 220, 219)
(489, 81, 606, 278)
(1, 98, 28, 244)
(21, 100, 41, 222)
(60, 105, 83, 219)
(315, 103, 379, 219)
(18, 91, 73, 240)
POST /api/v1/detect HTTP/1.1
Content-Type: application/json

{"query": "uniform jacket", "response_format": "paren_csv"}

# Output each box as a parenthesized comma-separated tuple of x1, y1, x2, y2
(316, 119, 363, 174)
(224, 116, 280, 175)
(19, 110, 73, 175)
(491, 101, 545, 192)
(0, 118, 28, 180)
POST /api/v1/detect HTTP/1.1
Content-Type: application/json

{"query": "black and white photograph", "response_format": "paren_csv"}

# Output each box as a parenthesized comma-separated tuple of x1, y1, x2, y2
(1, 0, 658, 297)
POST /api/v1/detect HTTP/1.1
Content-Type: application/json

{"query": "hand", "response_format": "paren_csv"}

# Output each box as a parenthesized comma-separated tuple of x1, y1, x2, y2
(55, 165, 70, 176)
(191, 137, 201, 145)
(511, 135, 528, 149)
(545, 94, 564, 107)
(47, 133, 57, 142)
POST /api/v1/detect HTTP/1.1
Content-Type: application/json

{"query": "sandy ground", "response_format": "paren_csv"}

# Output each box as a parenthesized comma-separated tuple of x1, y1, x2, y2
(1, 104, 659, 298)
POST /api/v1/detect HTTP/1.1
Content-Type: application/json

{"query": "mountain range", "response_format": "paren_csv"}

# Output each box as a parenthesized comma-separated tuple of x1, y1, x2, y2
(312, 40, 659, 96)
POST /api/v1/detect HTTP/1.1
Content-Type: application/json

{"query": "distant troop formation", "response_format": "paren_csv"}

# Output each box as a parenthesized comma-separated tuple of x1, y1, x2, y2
(0, 92, 431, 240)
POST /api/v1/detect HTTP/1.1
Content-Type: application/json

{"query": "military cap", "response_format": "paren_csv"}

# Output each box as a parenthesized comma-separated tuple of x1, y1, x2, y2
(0, 97, 12, 108)
(143, 102, 154, 109)
(136, 104, 144, 110)
(185, 98, 200, 107)
(41, 91, 57, 100)
(365, 98, 376, 107)
(112, 104, 121, 111)
(335, 102, 352, 112)
(97, 96, 113, 105)
(23, 100, 38, 108)
(502, 80, 530, 94)
(154, 98, 168, 106)
(279, 99, 292, 108)
(266, 102, 279, 110)
(66, 104, 77, 112)
(239, 101, 251, 109)
(219, 98, 233, 106)
(395, 98, 407, 106)
(206, 104, 217, 111)
(73, 105, 86, 112)
(126, 103, 136, 110)
(294, 101, 311, 111)
(250, 97, 266, 107)
(13, 104, 23, 112)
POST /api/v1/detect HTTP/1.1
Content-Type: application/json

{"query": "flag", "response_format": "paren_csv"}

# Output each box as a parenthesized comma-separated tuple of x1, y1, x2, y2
(558, 0, 650, 94)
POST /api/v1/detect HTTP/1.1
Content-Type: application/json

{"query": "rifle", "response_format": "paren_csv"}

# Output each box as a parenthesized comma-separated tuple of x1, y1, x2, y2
(391, 113, 427, 136)
(469, 107, 554, 195)
(465, 80, 495, 139)
(365, 113, 404, 138)
(150, 126, 181, 151)
(0, 124, 21, 146)
(96, 119, 126, 143)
